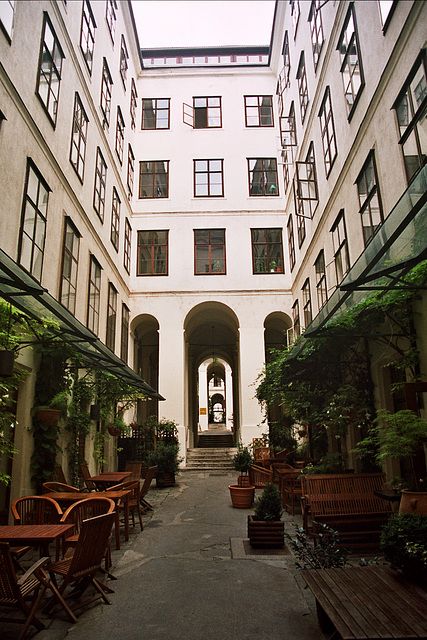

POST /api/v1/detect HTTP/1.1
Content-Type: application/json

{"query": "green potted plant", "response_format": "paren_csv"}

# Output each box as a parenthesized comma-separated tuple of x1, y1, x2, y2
(248, 482, 284, 547)
(232, 445, 254, 486)
(34, 390, 69, 426)
(148, 441, 180, 487)
(380, 513, 427, 583)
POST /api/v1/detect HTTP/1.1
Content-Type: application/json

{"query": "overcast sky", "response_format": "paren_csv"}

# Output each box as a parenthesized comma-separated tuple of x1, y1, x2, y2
(130, 1, 276, 49)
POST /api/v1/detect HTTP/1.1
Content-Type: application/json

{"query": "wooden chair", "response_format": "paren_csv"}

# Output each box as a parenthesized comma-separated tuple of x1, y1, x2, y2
(12, 495, 63, 525)
(42, 482, 82, 493)
(125, 460, 143, 482)
(54, 466, 67, 484)
(60, 497, 116, 577)
(271, 462, 294, 484)
(282, 472, 303, 515)
(109, 481, 143, 532)
(79, 463, 97, 491)
(44, 512, 116, 622)
(139, 465, 157, 513)
(0, 542, 51, 640)
(249, 464, 274, 488)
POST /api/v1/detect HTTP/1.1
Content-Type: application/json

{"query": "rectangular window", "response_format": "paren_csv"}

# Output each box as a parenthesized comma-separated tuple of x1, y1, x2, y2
(309, 0, 324, 70)
(100, 58, 112, 127)
(337, 4, 364, 120)
(282, 31, 291, 86)
(137, 230, 168, 275)
(106, 283, 117, 352)
(121, 303, 129, 363)
(194, 229, 226, 274)
(251, 229, 284, 274)
(378, 0, 397, 31)
(130, 78, 137, 129)
(296, 52, 309, 124)
(292, 299, 300, 338)
(319, 87, 337, 176)
(70, 92, 88, 181)
(248, 158, 279, 196)
(244, 96, 274, 127)
(87, 255, 101, 334)
(139, 161, 169, 198)
(127, 144, 134, 198)
(183, 96, 222, 128)
(287, 215, 296, 271)
(106, 0, 117, 42)
(290, 0, 300, 37)
(356, 151, 383, 246)
(93, 148, 107, 221)
(110, 187, 120, 251)
(331, 210, 350, 285)
(0, 0, 15, 41)
(294, 142, 318, 219)
(393, 51, 427, 183)
(142, 98, 170, 129)
(36, 13, 65, 126)
(124, 218, 131, 274)
(296, 210, 306, 248)
(281, 102, 297, 193)
(115, 107, 125, 164)
(315, 250, 327, 309)
(60, 217, 80, 313)
(18, 160, 49, 281)
(120, 35, 129, 87)
(80, 0, 96, 74)
(194, 159, 224, 197)
(302, 279, 312, 328)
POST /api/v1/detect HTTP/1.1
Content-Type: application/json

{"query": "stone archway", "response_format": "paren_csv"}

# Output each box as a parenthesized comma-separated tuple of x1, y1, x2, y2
(184, 302, 240, 448)
(132, 314, 160, 422)
(263, 311, 292, 428)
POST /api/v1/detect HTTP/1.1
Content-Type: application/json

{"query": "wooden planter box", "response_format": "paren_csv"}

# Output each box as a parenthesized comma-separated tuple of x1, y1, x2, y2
(247, 515, 285, 548)
(156, 472, 175, 487)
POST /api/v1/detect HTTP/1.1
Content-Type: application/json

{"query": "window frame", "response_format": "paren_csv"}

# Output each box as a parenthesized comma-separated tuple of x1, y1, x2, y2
(292, 299, 300, 338)
(59, 217, 80, 314)
(130, 78, 138, 129)
(309, 0, 324, 71)
(87, 255, 101, 335)
(0, 0, 15, 42)
(137, 230, 169, 276)
(120, 303, 129, 363)
(69, 92, 88, 182)
(142, 98, 170, 130)
(287, 215, 296, 271)
(337, 4, 365, 121)
(93, 147, 107, 222)
(315, 250, 328, 310)
(356, 150, 384, 246)
(106, 282, 117, 352)
(110, 187, 120, 251)
(127, 144, 134, 198)
(183, 96, 222, 129)
(318, 86, 337, 177)
(244, 95, 274, 127)
(296, 51, 309, 124)
(138, 161, 169, 199)
(331, 209, 350, 285)
(120, 35, 128, 88)
(290, 0, 300, 38)
(105, 0, 117, 43)
(194, 229, 226, 275)
(294, 142, 318, 219)
(302, 278, 312, 328)
(248, 158, 279, 196)
(18, 159, 50, 282)
(100, 58, 113, 127)
(80, 0, 96, 74)
(124, 218, 131, 274)
(36, 12, 65, 127)
(194, 159, 224, 197)
(115, 106, 125, 164)
(251, 228, 284, 274)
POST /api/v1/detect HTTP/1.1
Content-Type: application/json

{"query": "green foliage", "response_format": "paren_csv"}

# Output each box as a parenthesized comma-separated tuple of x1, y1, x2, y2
(380, 514, 427, 580)
(232, 445, 253, 475)
(148, 440, 181, 475)
(155, 418, 179, 443)
(285, 523, 349, 570)
(0, 376, 22, 486)
(254, 483, 282, 521)
(301, 452, 347, 475)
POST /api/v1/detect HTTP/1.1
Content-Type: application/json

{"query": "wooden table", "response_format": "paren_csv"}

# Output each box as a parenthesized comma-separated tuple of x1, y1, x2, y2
(301, 565, 427, 639)
(0, 524, 74, 560)
(43, 490, 131, 550)
(89, 471, 132, 489)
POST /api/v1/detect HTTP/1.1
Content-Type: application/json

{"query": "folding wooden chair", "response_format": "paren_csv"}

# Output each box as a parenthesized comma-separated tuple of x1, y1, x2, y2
(54, 466, 67, 484)
(42, 482, 82, 493)
(139, 466, 157, 513)
(11, 495, 63, 525)
(44, 512, 116, 621)
(125, 460, 143, 482)
(79, 463, 97, 491)
(0, 542, 51, 639)
(107, 481, 144, 532)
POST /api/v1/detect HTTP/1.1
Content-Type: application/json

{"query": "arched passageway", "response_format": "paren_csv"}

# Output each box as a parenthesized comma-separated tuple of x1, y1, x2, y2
(263, 311, 292, 428)
(132, 314, 160, 422)
(184, 302, 240, 448)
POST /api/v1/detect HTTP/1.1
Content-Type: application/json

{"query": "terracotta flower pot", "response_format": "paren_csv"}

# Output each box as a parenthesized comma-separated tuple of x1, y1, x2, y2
(229, 484, 255, 508)
(34, 409, 61, 426)
(398, 490, 427, 516)
(247, 515, 285, 548)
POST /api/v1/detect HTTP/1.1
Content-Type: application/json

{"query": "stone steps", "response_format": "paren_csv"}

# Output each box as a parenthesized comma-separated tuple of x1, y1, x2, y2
(197, 433, 234, 448)
(185, 447, 237, 470)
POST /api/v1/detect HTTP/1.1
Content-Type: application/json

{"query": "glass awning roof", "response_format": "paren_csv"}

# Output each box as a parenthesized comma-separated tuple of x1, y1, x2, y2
(0, 248, 164, 400)
(290, 163, 427, 353)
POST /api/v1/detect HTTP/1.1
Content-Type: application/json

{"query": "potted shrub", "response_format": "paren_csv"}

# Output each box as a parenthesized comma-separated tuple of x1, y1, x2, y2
(380, 513, 427, 583)
(148, 441, 180, 487)
(34, 391, 69, 426)
(232, 445, 253, 486)
(247, 482, 284, 547)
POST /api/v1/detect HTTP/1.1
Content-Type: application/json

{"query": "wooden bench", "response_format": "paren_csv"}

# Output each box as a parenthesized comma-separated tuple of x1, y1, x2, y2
(302, 566, 427, 639)
(301, 473, 393, 548)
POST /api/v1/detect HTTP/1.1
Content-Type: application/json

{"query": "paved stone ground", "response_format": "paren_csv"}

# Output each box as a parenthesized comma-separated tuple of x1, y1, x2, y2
(5, 472, 332, 640)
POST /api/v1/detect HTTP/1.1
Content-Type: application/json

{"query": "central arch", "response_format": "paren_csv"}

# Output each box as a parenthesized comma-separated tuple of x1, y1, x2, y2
(184, 302, 240, 448)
